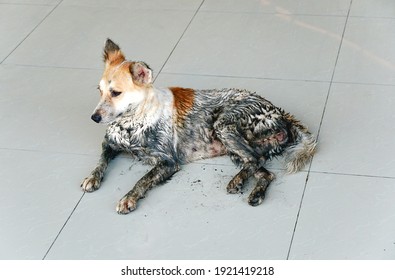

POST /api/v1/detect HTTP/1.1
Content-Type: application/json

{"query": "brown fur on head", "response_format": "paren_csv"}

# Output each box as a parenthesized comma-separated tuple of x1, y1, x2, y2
(91, 39, 153, 124)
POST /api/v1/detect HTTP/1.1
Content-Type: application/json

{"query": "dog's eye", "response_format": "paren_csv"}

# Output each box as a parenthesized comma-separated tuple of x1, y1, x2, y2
(111, 90, 122, 97)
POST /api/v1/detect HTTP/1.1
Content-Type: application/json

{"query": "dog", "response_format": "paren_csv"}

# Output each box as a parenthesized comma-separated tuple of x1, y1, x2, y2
(81, 39, 317, 214)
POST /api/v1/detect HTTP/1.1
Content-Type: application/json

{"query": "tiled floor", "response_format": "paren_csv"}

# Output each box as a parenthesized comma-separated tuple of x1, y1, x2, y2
(1, 0, 394, 260)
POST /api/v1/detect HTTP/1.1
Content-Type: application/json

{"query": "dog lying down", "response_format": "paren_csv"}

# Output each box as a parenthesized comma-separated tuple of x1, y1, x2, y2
(81, 39, 317, 214)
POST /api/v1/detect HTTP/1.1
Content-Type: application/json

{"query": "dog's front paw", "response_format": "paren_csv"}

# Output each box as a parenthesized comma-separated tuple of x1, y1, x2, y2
(81, 175, 101, 192)
(116, 196, 137, 214)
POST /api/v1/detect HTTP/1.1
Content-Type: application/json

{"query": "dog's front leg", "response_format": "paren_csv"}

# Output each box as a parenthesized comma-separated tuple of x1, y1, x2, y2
(116, 161, 179, 214)
(81, 139, 119, 192)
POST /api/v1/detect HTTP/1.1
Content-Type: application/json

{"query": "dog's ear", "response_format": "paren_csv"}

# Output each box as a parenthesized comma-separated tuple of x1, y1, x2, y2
(130, 62, 153, 85)
(103, 38, 125, 65)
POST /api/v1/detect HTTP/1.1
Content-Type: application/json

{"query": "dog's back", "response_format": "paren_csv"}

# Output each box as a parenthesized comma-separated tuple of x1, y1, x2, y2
(170, 87, 316, 173)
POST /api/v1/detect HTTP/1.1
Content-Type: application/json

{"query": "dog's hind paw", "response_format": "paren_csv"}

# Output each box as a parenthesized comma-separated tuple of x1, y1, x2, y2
(116, 196, 137, 214)
(227, 183, 242, 194)
(81, 176, 101, 192)
(247, 188, 265, 206)
(227, 177, 244, 194)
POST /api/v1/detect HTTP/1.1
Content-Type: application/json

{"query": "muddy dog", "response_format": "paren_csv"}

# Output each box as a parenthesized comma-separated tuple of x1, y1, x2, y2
(81, 39, 317, 214)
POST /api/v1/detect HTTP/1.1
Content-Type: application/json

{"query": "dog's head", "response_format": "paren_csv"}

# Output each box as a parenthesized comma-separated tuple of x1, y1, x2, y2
(91, 39, 153, 124)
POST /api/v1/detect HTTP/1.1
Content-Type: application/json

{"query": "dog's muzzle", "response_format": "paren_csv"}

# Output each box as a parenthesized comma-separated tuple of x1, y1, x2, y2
(91, 113, 102, 123)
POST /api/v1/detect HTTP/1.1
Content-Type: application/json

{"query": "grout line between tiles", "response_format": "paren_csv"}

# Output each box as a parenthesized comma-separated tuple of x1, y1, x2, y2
(153, 0, 205, 83)
(197, 10, 349, 17)
(1, 62, 101, 71)
(0, 2, 56, 6)
(42, 193, 85, 260)
(2, 64, 395, 87)
(286, 0, 354, 260)
(314, 3, 353, 142)
(286, 163, 312, 260)
(0, 147, 101, 158)
(198, 9, 395, 20)
(349, 15, 395, 20)
(309, 170, 395, 180)
(0, 0, 64, 64)
(332, 80, 395, 87)
(159, 71, 332, 84)
(159, 72, 395, 87)
(5, 144, 392, 180)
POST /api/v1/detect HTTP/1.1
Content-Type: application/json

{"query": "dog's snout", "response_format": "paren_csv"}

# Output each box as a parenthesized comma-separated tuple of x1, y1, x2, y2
(91, 113, 102, 123)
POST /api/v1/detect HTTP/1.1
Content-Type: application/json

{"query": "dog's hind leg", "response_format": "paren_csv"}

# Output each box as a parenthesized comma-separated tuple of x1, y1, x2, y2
(81, 139, 119, 192)
(116, 161, 179, 214)
(227, 162, 257, 194)
(248, 167, 275, 206)
(214, 122, 261, 194)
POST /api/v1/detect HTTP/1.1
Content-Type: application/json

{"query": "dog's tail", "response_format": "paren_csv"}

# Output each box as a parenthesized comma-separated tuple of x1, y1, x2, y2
(283, 114, 317, 174)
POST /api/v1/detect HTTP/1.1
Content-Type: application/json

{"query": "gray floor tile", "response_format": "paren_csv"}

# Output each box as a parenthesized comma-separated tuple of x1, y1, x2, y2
(61, 0, 202, 10)
(334, 17, 395, 85)
(350, 0, 395, 18)
(0, 1, 60, 4)
(311, 83, 395, 178)
(201, 0, 351, 16)
(3, 5, 195, 71)
(0, 149, 93, 259)
(0, 4, 54, 62)
(45, 156, 307, 259)
(0, 65, 105, 155)
(289, 173, 395, 259)
(163, 12, 346, 81)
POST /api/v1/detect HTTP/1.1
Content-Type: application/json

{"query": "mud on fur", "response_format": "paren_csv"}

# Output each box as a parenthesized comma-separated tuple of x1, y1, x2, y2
(81, 39, 317, 214)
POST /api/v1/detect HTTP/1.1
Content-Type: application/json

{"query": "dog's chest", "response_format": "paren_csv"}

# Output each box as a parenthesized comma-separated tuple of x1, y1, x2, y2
(107, 122, 144, 149)
(106, 118, 172, 157)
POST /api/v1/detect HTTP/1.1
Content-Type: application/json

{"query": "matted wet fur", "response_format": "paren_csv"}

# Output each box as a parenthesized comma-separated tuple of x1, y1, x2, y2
(81, 39, 317, 214)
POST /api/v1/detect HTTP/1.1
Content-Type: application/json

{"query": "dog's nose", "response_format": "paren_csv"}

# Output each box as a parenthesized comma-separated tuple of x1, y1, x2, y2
(91, 113, 102, 123)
